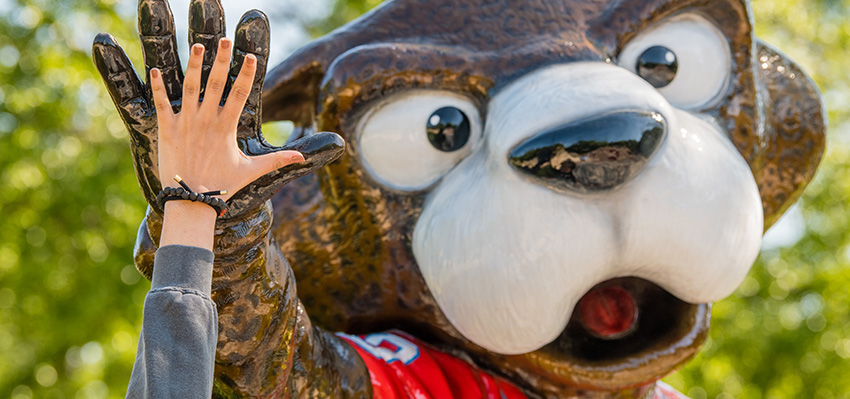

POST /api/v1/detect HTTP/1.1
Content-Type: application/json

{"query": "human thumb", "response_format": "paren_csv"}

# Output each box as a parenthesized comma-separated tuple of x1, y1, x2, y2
(250, 150, 305, 182)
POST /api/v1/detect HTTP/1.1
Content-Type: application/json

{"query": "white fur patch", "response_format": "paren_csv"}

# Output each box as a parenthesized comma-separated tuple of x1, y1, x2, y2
(412, 63, 763, 354)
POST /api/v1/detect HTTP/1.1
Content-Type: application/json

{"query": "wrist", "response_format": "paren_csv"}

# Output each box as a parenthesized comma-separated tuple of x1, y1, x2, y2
(160, 201, 218, 250)
(157, 186, 228, 218)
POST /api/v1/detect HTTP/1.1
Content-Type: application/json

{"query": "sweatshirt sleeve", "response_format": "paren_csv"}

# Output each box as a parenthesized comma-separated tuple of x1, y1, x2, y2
(126, 245, 217, 399)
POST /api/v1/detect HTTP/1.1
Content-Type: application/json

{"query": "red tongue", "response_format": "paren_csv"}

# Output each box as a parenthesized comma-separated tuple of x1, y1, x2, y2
(577, 285, 638, 339)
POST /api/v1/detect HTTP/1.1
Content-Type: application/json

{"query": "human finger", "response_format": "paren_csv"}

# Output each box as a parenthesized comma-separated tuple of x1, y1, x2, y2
(188, 0, 225, 96)
(150, 68, 174, 120)
(221, 54, 257, 121)
(229, 10, 270, 136)
(182, 44, 205, 112)
(202, 38, 232, 109)
(138, 0, 183, 106)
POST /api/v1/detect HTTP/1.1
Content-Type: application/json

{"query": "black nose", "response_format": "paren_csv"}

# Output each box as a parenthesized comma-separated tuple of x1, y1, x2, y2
(508, 111, 665, 193)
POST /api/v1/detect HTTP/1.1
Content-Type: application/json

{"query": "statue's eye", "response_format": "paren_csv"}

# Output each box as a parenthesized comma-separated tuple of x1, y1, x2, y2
(427, 107, 471, 152)
(618, 14, 731, 110)
(357, 91, 482, 191)
(636, 46, 678, 88)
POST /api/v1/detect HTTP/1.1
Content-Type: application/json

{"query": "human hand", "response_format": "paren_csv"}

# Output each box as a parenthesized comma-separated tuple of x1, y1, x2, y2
(92, 0, 344, 219)
(151, 39, 304, 201)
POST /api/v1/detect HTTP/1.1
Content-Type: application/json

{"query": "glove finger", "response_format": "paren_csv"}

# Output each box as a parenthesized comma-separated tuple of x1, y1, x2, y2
(92, 32, 161, 206)
(188, 0, 225, 97)
(230, 10, 270, 149)
(139, 0, 184, 108)
(92, 33, 150, 138)
(224, 132, 345, 218)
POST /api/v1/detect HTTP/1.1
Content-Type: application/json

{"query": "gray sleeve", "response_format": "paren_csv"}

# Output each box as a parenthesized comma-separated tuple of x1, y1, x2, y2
(126, 245, 217, 399)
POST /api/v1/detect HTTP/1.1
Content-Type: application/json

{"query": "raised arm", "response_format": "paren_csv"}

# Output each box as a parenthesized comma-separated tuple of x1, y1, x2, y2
(93, 0, 370, 397)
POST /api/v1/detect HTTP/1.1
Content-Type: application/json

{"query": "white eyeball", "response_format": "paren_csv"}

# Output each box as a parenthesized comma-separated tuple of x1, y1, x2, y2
(618, 14, 731, 109)
(357, 91, 482, 191)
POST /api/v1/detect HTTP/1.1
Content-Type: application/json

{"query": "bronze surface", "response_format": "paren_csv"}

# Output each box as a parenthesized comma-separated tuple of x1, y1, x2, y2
(97, 0, 827, 397)
(95, 0, 369, 397)
(753, 42, 827, 228)
(266, 0, 825, 395)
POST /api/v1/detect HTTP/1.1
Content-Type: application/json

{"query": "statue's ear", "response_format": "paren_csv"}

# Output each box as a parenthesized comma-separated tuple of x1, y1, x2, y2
(755, 41, 827, 229)
(261, 45, 328, 131)
(261, 37, 365, 136)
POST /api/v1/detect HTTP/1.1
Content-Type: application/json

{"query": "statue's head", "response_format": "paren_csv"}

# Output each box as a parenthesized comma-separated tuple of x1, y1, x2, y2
(266, 0, 825, 392)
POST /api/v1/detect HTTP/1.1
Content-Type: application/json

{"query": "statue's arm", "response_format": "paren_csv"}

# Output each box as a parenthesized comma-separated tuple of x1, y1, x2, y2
(134, 203, 371, 398)
(93, 0, 371, 397)
(139, 206, 372, 398)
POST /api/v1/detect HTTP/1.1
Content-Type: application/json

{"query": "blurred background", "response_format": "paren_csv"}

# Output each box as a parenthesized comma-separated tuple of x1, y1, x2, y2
(0, 0, 848, 398)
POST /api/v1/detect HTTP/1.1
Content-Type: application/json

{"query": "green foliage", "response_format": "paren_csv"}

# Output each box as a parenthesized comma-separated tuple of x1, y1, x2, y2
(0, 0, 148, 398)
(0, 0, 847, 398)
(303, 0, 381, 37)
(663, 1, 850, 398)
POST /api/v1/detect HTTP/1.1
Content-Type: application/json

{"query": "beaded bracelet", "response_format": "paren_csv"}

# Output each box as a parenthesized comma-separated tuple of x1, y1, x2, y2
(155, 175, 228, 218)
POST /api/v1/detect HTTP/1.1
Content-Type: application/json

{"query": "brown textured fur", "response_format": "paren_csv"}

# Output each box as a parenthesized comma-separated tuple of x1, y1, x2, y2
(109, 0, 826, 396)
(262, 0, 824, 394)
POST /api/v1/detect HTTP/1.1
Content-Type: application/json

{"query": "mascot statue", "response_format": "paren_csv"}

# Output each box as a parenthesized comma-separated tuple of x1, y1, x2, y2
(92, 0, 826, 397)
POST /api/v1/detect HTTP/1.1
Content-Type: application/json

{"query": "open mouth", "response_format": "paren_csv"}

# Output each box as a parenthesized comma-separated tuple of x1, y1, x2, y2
(557, 277, 702, 361)
(505, 277, 710, 390)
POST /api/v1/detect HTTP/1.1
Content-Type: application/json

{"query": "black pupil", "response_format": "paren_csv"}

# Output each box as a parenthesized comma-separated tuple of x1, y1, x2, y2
(427, 107, 470, 152)
(636, 46, 678, 88)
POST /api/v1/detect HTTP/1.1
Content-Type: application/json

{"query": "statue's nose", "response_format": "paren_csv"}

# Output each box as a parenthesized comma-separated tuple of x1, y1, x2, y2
(508, 111, 665, 193)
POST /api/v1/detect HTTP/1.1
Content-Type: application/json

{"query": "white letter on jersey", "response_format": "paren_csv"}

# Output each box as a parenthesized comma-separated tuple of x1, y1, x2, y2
(338, 332, 420, 365)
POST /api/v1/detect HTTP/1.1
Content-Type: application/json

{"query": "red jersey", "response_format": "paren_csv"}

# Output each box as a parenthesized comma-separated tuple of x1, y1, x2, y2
(338, 331, 690, 399)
